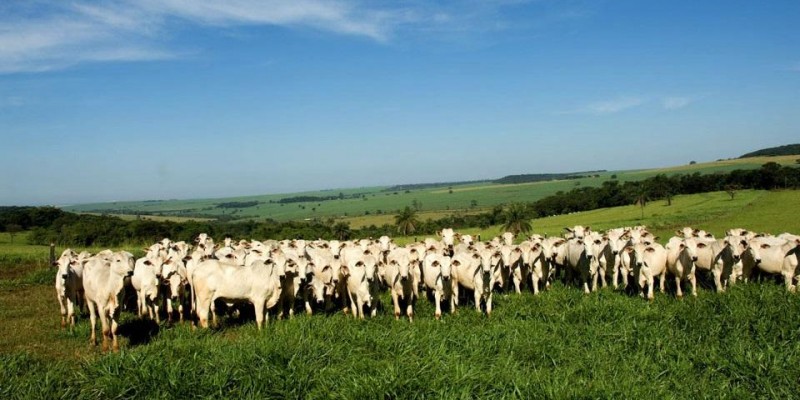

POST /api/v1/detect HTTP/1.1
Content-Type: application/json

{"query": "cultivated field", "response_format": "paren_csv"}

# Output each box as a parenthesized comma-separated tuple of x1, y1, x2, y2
(63, 155, 799, 223)
(3, 189, 799, 397)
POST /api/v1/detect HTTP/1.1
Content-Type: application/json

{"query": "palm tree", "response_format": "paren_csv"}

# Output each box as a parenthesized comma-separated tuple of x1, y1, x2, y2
(332, 222, 352, 240)
(395, 206, 420, 236)
(502, 203, 532, 235)
(634, 187, 648, 219)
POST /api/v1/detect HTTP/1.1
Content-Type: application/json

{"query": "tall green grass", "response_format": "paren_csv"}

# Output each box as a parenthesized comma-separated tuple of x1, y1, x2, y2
(2, 283, 800, 398)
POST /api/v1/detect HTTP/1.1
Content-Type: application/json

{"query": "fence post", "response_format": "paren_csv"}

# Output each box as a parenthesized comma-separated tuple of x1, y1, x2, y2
(49, 242, 56, 266)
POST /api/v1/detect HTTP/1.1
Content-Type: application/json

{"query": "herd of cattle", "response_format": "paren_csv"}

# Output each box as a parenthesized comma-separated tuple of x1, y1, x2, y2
(54, 227, 800, 351)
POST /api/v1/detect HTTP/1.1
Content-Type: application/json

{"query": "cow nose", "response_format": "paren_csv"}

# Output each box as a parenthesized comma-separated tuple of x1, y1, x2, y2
(61, 274, 68, 279)
(755, 258, 762, 264)
(317, 298, 324, 304)
(734, 255, 740, 261)
(636, 262, 642, 267)
(692, 256, 698, 262)
(612, 251, 619, 255)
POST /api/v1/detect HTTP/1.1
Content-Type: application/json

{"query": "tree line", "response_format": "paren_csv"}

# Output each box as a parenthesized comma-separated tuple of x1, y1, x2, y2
(2, 162, 798, 246)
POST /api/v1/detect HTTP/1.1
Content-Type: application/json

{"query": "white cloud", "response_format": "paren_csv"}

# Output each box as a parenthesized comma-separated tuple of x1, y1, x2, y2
(662, 96, 692, 110)
(586, 97, 645, 114)
(0, 0, 397, 74)
(0, 0, 588, 74)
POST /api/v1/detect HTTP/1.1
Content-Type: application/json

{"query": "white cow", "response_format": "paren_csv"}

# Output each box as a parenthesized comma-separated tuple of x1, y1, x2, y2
(500, 245, 525, 293)
(745, 236, 800, 291)
(501, 232, 515, 246)
(564, 238, 597, 294)
(666, 237, 700, 297)
(564, 226, 591, 239)
(83, 251, 135, 351)
(627, 243, 667, 300)
(161, 257, 188, 322)
(450, 249, 498, 316)
(193, 258, 285, 329)
(55, 249, 83, 331)
(131, 256, 164, 322)
(383, 248, 417, 321)
(345, 252, 379, 319)
(422, 253, 453, 319)
(709, 236, 748, 292)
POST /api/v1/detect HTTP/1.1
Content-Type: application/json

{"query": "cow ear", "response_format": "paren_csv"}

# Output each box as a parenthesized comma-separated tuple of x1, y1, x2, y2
(675, 230, 682, 236)
(564, 227, 573, 233)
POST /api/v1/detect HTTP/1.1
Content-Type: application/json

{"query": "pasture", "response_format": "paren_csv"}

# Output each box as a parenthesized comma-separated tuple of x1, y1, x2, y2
(63, 155, 799, 223)
(3, 189, 800, 398)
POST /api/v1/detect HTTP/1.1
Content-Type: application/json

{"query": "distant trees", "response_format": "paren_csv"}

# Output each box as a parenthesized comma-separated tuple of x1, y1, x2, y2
(4, 162, 799, 247)
(395, 207, 420, 236)
(502, 204, 532, 235)
(332, 222, 352, 240)
(6, 224, 21, 243)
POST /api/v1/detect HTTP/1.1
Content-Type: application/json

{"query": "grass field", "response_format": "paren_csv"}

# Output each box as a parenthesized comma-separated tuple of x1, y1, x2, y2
(62, 155, 800, 223)
(4, 189, 800, 397)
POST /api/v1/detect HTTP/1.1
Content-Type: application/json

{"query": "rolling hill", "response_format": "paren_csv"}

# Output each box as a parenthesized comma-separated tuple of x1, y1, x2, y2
(63, 154, 799, 224)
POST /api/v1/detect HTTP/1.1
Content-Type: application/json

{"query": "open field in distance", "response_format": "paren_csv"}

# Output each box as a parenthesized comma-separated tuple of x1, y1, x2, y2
(63, 155, 800, 223)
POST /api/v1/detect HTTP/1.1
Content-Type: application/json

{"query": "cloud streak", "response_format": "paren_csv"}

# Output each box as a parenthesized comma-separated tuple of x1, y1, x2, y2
(562, 96, 646, 115)
(0, 0, 589, 74)
(0, 1, 397, 74)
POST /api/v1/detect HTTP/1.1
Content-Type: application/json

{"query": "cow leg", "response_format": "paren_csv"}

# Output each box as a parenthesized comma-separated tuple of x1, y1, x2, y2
(136, 292, 144, 318)
(58, 294, 67, 329)
(99, 307, 110, 352)
(391, 291, 401, 320)
(648, 277, 655, 300)
(486, 293, 493, 317)
(254, 299, 265, 330)
(67, 298, 76, 332)
(167, 299, 174, 322)
(712, 262, 725, 292)
(153, 303, 160, 324)
(675, 276, 683, 298)
(659, 273, 666, 293)
(110, 311, 120, 352)
(582, 272, 590, 294)
(347, 292, 357, 319)
(197, 298, 211, 329)
(87, 300, 97, 346)
(690, 274, 698, 297)
(434, 290, 442, 320)
(783, 272, 795, 292)
(531, 274, 540, 295)
(474, 290, 482, 313)
(591, 270, 598, 292)
(406, 301, 414, 322)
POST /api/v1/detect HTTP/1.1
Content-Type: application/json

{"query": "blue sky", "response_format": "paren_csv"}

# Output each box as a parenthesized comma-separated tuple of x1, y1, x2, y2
(1, 0, 798, 205)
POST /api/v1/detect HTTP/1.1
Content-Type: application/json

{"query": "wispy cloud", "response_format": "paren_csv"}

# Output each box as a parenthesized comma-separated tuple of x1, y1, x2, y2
(0, 1, 399, 74)
(562, 96, 646, 115)
(662, 96, 692, 110)
(0, 0, 588, 74)
(661, 95, 705, 110)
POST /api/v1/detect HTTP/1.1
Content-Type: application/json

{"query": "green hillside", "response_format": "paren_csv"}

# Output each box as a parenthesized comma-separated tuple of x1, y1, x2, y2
(63, 155, 799, 223)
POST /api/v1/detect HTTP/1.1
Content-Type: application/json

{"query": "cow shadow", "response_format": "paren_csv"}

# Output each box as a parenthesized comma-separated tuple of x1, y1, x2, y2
(117, 318, 160, 347)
